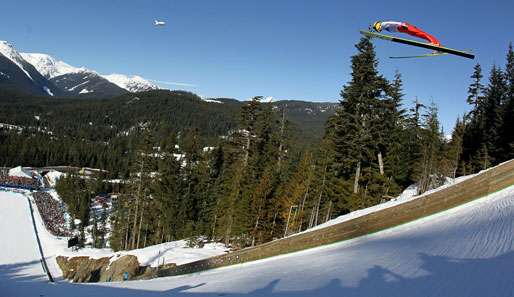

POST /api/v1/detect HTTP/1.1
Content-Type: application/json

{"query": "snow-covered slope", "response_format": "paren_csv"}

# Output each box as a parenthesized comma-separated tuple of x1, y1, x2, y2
(102, 74, 158, 93)
(0, 189, 227, 286)
(0, 41, 59, 96)
(0, 42, 36, 81)
(20, 53, 84, 79)
(0, 191, 41, 266)
(3, 181, 514, 296)
(77, 240, 228, 268)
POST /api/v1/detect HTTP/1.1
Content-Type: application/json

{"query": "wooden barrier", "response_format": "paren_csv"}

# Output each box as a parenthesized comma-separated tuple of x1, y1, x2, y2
(158, 160, 514, 278)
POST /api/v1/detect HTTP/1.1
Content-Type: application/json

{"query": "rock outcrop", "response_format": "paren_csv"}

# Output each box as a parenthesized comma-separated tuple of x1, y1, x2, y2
(56, 254, 176, 282)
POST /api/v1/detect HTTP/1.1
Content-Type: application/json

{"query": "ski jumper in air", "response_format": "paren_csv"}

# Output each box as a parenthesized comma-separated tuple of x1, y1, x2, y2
(361, 21, 473, 59)
(372, 21, 441, 46)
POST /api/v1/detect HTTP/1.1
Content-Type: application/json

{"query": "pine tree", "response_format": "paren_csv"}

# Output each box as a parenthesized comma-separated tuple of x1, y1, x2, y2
(405, 98, 425, 184)
(55, 173, 91, 232)
(383, 71, 409, 193)
(216, 159, 245, 246)
(278, 152, 313, 237)
(178, 128, 205, 238)
(500, 43, 514, 161)
(332, 37, 388, 199)
(249, 165, 274, 245)
(211, 126, 248, 246)
(240, 96, 262, 167)
(127, 129, 156, 249)
(462, 63, 487, 172)
(467, 64, 486, 110)
(153, 133, 182, 242)
(443, 117, 465, 179)
(414, 102, 445, 194)
(191, 149, 221, 237)
(483, 65, 506, 164)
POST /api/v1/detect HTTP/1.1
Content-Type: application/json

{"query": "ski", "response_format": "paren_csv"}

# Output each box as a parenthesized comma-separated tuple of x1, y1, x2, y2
(389, 52, 448, 59)
(360, 30, 475, 59)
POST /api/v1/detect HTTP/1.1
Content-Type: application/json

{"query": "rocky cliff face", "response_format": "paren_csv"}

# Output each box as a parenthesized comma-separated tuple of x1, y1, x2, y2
(56, 254, 176, 282)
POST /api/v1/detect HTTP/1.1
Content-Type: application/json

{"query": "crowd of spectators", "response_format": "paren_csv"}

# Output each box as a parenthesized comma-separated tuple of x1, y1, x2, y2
(0, 169, 40, 190)
(33, 191, 70, 237)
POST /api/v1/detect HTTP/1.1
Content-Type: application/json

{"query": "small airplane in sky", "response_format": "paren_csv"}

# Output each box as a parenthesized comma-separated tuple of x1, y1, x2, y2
(154, 20, 166, 26)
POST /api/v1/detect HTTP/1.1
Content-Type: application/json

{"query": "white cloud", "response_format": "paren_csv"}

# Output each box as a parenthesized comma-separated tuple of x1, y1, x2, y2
(148, 79, 197, 87)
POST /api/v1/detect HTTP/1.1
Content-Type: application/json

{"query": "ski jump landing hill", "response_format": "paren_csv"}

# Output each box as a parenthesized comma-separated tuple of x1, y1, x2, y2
(159, 159, 514, 277)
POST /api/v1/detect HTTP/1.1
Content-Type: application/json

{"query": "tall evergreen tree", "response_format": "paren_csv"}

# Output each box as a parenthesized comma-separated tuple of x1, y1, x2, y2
(278, 152, 313, 237)
(414, 102, 445, 194)
(332, 37, 388, 200)
(500, 43, 514, 160)
(462, 63, 487, 172)
(383, 71, 409, 192)
(126, 128, 156, 249)
(55, 173, 91, 245)
(467, 64, 486, 110)
(444, 117, 465, 178)
(404, 98, 425, 184)
(483, 65, 506, 164)
(152, 133, 182, 243)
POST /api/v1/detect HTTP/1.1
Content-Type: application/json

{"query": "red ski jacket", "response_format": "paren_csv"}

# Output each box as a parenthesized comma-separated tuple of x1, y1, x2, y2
(379, 21, 441, 46)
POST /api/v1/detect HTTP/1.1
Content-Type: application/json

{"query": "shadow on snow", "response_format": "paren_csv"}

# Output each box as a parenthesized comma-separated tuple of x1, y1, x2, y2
(2, 251, 514, 297)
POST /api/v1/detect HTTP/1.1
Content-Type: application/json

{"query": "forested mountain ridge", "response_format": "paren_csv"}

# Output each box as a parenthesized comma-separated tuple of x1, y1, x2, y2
(0, 89, 335, 141)
(0, 89, 336, 175)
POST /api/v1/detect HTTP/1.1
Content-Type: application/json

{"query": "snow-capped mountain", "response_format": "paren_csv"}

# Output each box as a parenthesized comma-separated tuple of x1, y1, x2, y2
(19, 52, 127, 97)
(2, 40, 158, 97)
(0, 41, 59, 96)
(20, 53, 84, 79)
(50, 71, 127, 98)
(102, 74, 158, 93)
(20, 51, 157, 95)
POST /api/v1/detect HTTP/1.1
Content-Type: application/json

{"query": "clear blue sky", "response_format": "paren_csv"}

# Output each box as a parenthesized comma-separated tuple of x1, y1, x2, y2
(1, 0, 513, 131)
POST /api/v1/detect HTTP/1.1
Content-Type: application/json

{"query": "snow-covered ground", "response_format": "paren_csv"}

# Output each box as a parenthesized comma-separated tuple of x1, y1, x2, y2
(44, 170, 65, 188)
(2, 182, 514, 296)
(107, 241, 227, 268)
(0, 189, 227, 282)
